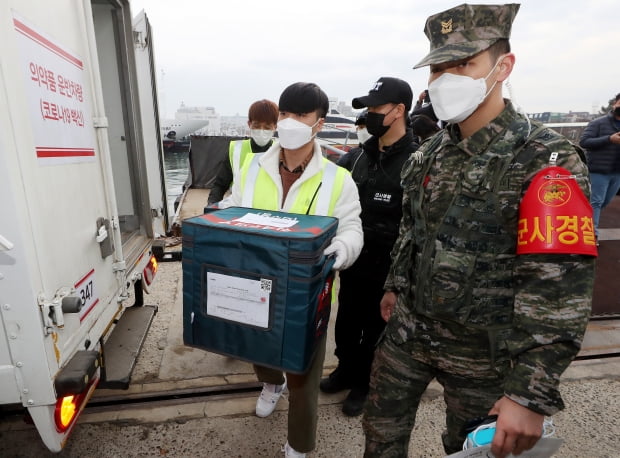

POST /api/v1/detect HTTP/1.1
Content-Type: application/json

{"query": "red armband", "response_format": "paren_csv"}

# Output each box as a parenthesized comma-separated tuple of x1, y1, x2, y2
(517, 166, 598, 256)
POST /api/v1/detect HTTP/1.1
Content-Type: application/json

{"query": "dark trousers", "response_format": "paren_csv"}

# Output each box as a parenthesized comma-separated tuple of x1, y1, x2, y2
(253, 335, 327, 453)
(334, 247, 389, 391)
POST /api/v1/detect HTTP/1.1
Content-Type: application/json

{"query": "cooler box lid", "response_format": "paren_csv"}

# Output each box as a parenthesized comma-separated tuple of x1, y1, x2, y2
(185, 206, 338, 240)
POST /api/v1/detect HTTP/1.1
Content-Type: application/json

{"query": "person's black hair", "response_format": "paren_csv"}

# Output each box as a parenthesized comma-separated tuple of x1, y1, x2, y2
(615, 93, 620, 103)
(411, 114, 440, 141)
(410, 102, 438, 123)
(488, 39, 511, 60)
(278, 82, 329, 118)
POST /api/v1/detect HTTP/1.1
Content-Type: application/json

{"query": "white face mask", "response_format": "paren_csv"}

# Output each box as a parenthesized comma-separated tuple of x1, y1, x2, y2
(356, 127, 371, 145)
(277, 117, 319, 150)
(428, 56, 504, 124)
(250, 129, 274, 147)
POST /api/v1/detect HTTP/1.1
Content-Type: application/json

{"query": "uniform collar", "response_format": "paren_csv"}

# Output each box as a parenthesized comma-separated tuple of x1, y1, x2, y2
(448, 100, 519, 157)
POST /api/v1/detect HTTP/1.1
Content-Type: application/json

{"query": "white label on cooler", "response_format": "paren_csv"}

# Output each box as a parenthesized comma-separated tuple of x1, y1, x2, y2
(206, 272, 270, 328)
(234, 212, 298, 228)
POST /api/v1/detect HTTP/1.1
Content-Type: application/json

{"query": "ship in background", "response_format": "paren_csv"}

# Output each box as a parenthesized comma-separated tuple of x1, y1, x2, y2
(163, 98, 362, 156)
(162, 97, 604, 154)
(161, 118, 209, 152)
(317, 98, 358, 148)
(161, 103, 219, 152)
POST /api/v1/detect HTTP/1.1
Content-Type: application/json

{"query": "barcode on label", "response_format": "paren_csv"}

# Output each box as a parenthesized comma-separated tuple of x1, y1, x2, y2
(260, 278, 272, 293)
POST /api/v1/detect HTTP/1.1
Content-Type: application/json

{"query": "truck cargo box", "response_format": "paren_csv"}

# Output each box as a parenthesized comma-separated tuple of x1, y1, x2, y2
(0, 1, 166, 451)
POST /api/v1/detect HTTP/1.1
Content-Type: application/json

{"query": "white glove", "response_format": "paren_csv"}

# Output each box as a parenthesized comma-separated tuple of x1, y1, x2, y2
(324, 240, 347, 270)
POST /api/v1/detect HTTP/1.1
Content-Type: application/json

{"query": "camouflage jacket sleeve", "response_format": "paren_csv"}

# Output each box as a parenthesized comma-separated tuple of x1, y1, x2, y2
(503, 135, 595, 415)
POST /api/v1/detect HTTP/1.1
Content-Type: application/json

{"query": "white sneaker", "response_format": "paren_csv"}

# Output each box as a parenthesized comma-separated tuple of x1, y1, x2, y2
(282, 441, 306, 458)
(255, 380, 286, 418)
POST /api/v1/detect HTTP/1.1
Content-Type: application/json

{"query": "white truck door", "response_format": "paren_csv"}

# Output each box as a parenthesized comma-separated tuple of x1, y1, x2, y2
(0, 128, 51, 406)
(133, 10, 169, 237)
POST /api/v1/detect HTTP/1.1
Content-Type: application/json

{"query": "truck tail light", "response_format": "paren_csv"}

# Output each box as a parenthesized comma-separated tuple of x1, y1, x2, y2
(54, 377, 98, 433)
(143, 255, 158, 286)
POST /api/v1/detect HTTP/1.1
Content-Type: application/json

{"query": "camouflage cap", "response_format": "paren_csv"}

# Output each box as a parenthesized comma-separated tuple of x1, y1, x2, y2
(413, 3, 520, 69)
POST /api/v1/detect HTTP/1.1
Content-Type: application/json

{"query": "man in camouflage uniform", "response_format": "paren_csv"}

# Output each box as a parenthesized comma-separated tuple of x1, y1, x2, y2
(362, 4, 597, 458)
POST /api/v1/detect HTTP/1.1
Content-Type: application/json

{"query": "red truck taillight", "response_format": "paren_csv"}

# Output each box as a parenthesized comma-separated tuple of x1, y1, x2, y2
(143, 255, 158, 286)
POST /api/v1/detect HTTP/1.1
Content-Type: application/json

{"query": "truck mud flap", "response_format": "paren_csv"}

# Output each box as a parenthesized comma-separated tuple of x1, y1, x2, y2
(99, 305, 158, 389)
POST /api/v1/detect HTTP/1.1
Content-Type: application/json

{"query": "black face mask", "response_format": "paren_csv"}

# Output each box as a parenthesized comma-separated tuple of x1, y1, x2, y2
(614, 106, 620, 117)
(366, 111, 392, 137)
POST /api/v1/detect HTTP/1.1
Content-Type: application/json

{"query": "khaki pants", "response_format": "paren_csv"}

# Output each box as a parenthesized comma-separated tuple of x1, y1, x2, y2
(253, 334, 327, 453)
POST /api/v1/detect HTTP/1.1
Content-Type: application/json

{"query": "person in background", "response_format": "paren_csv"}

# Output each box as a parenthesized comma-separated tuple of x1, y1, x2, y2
(330, 110, 369, 165)
(410, 88, 442, 143)
(579, 93, 620, 239)
(363, 4, 596, 458)
(223, 82, 363, 458)
(412, 88, 438, 123)
(410, 113, 440, 143)
(207, 99, 278, 205)
(320, 77, 418, 417)
(355, 109, 371, 146)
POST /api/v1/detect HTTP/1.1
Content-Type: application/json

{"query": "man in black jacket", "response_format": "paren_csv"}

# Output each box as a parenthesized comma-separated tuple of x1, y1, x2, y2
(579, 93, 620, 237)
(320, 77, 418, 416)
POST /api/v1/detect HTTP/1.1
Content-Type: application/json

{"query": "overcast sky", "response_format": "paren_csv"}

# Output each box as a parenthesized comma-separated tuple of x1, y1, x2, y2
(129, 0, 617, 119)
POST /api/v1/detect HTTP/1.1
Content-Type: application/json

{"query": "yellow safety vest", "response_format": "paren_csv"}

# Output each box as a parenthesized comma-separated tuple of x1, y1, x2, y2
(228, 139, 254, 174)
(238, 153, 346, 216)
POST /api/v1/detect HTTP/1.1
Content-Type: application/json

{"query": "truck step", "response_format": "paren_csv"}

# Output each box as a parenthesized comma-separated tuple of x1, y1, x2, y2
(99, 305, 158, 389)
(152, 238, 182, 262)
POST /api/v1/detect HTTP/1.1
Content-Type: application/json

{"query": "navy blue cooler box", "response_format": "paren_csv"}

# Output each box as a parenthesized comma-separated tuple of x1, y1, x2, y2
(182, 207, 338, 373)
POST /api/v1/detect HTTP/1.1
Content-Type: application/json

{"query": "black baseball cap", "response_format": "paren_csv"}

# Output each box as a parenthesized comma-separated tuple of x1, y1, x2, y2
(352, 77, 413, 112)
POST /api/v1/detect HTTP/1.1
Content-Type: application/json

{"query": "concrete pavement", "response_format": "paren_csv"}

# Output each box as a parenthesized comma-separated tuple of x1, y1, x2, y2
(1, 261, 619, 457)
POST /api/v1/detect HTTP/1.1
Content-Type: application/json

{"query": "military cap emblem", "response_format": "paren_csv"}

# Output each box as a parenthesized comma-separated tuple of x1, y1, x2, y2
(413, 3, 521, 69)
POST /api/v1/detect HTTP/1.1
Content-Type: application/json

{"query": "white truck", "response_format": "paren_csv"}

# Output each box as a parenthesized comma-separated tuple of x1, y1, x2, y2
(0, 0, 168, 452)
